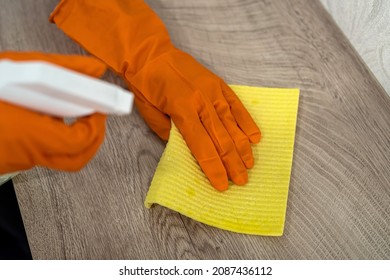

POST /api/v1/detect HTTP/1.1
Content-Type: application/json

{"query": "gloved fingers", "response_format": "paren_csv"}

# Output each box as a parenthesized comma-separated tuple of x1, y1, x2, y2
(44, 113, 106, 156)
(23, 112, 107, 169)
(199, 103, 248, 186)
(134, 94, 171, 141)
(5, 102, 106, 155)
(41, 115, 106, 171)
(0, 51, 107, 78)
(221, 82, 261, 144)
(214, 99, 254, 169)
(0, 102, 106, 172)
(173, 114, 228, 191)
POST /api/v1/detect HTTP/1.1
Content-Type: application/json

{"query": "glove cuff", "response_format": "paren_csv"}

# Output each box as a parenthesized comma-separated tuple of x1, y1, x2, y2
(50, 0, 176, 80)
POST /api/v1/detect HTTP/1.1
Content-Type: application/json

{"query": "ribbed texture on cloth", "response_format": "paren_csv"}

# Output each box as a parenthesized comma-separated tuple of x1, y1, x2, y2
(145, 85, 300, 236)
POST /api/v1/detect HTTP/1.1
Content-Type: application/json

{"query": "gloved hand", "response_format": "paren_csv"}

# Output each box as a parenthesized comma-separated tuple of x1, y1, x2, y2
(50, 0, 261, 191)
(0, 52, 107, 174)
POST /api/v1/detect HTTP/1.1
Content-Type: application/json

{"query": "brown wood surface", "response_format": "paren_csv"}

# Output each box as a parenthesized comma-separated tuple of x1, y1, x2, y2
(1, 0, 389, 259)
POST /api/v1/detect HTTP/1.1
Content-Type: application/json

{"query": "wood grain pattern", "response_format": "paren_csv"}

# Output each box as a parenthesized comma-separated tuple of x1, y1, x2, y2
(320, 0, 390, 96)
(1, 0, 389, 259)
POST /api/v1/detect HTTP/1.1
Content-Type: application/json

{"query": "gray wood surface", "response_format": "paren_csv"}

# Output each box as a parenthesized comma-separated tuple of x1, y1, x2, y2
(1, 0, 389, 259)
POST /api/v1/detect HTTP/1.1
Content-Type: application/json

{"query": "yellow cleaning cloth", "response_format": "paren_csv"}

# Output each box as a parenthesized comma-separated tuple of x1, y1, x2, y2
(145, 85, 300, 236)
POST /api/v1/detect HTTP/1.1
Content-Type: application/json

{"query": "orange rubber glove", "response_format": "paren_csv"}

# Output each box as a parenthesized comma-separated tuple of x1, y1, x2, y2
(0, 52, 107, 174)
(50, 0, 261, 191)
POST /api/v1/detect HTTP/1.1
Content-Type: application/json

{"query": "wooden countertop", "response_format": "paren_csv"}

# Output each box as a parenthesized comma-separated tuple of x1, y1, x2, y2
(2, 0, 389, 259)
